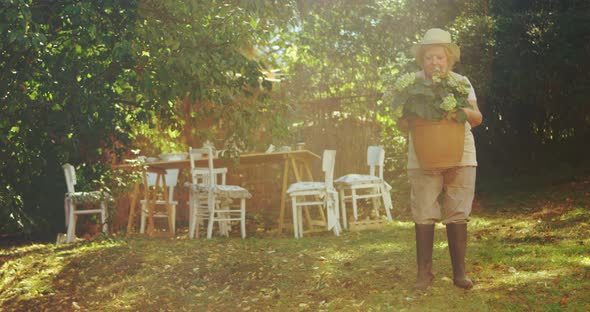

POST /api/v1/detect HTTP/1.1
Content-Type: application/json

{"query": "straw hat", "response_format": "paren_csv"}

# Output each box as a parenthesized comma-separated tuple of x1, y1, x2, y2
(411, 28, 460, 61)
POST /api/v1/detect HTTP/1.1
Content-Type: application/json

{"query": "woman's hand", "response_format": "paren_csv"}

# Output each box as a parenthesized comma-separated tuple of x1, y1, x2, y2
(464, 99, 483, 127)
(443, 101, 483, 128)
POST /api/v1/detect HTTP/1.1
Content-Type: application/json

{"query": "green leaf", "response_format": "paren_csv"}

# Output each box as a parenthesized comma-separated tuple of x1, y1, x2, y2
(455, 110, 467, 123)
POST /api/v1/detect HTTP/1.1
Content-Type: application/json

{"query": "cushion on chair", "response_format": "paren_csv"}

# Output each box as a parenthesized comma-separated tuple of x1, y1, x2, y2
(214, 185, 252, 199)
(334, 174, 381, 186)
(66, 191, 113, 204)
(188, 184, 252, 199)
(287, 182, 326, 194)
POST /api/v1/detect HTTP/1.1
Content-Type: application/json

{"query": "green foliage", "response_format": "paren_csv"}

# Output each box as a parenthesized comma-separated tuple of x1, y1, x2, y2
(1, 0, 140, 235)
(467, 0, 590, 175)
(0, 0, 298, 236)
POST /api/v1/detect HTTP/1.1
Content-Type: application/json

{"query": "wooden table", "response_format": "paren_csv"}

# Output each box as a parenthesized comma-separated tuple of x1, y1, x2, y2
(115, 150, 321, 236)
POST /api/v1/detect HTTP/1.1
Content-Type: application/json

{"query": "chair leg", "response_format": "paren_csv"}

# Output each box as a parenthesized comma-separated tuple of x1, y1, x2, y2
(207, 196, 215, 239)
(352, 189, 359, 221)
(189, 199, 196, 239)
(298, 204, 304, 238)
(317, 197, 327, 224)
(339, 189, 348, 230)
(207, 211, 215, 239)
(371, 187, 381, 218)
(194, 216, 202, 238)
(240, 199, 246, 239)
(334, 194, 341, 236)
(195, 204, 202, 239)
(330, 193, 341, 236)
(100, 202, 108, 235)
(218, 203, 229, 237)
(188, 193, 195, 238)
(291, 196, 299, 239)
(381, 184, 394, 222)
(66, 208, 76, 243)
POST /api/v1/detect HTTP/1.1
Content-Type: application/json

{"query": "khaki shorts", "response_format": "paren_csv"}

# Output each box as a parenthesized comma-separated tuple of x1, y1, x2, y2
(408, 166, 476, 224)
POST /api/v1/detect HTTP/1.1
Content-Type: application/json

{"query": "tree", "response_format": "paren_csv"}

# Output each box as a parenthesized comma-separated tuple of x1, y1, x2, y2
(0, 0, 298, 236)
(479, 0, 590, 176)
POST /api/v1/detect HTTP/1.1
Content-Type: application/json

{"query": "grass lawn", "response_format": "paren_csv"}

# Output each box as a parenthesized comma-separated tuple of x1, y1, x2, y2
(1, 179, 590, 311)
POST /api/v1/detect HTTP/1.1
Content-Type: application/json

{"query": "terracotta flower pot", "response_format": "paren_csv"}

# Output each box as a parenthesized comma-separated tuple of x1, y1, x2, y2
(411, 118, 465, 169)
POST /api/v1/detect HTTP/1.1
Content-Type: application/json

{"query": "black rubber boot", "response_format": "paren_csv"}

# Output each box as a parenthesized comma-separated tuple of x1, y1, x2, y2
(446, 223, 473, 289)
(414, 223, 435, 290)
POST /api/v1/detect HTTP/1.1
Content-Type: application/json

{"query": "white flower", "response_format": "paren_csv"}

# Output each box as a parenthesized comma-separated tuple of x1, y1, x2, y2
(440, 94, 457, 111)
(432, 69, 443, 84)
(448, 75, 470, 95)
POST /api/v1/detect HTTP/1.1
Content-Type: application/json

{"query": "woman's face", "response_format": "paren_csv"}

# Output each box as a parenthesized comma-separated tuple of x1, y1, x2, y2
(422, 45, 449, 78)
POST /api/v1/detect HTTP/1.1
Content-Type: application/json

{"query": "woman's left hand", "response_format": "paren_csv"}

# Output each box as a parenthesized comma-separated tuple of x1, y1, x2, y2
(448, 101, 482, 127)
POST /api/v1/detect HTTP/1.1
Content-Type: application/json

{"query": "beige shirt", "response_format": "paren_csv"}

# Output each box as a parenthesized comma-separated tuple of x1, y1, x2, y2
(407, 71, 477, 169)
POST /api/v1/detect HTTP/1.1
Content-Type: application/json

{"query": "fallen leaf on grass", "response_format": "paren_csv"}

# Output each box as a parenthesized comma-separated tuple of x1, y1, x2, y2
(560, 295, 568, 305)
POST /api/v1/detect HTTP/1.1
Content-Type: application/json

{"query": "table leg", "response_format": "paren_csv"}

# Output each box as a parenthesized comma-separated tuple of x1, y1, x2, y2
(147, 172, 159, 236)
(278, 157, 290, 235)
(303, 162, 314, 181)
(290, 157, 302, 181)
(126, 183, 140, 236)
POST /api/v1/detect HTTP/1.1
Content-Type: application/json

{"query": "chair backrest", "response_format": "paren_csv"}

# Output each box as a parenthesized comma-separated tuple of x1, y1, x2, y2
(62, 163, 76, 193)
(189, 147, 216, 187)
(145, 169, 180, 200)
(367, 146, 385, 179)
(322, 150, 337, 188)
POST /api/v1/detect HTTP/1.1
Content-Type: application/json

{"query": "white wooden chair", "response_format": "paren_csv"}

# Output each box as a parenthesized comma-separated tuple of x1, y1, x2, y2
(139, 169, 179, 234)
(188, 147, 251, 239)
(62, 163, 111, 243)
(187, 162, 228, 238)
(334, 146, 393, 229)
(287, 150, 341, 239)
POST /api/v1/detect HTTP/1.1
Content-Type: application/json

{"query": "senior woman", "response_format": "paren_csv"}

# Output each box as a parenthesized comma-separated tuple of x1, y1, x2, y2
(398, 28, 483, 290)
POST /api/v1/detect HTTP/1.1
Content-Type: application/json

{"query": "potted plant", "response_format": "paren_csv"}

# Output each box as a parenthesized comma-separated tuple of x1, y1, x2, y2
(158, 141, 189, 161)
(384, 70, 473, 168)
